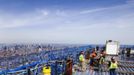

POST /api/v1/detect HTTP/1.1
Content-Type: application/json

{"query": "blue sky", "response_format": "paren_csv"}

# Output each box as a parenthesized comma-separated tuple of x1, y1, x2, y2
(0, 0, 134, 44)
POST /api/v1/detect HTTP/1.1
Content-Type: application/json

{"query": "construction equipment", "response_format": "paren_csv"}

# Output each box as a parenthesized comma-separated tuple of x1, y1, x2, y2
(106, 40, 120, 55)
(43, 65, 51, 75)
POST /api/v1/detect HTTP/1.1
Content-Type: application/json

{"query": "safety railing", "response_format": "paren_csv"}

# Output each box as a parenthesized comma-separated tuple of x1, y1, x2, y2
(0, 45, 90, 75)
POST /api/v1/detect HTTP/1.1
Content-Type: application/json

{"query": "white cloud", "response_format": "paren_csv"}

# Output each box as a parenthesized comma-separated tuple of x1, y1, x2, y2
(0, 3, 133, 30)
(80, 2, 134, 15)
(56, 10, 68, 17)
(0, 9, 70, 29)
(126, 0, 134, 4)
(42, 11, 49, 16)
(0, 2, 134, 44)
(0, 9, 50, 29)
(38, 9, 49, 16)
(80, 8, 107, 14)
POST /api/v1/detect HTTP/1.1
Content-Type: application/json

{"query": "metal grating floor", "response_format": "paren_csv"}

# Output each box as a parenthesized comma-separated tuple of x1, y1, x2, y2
(74, 70, 109, 75)
(73, 55, 134, 75)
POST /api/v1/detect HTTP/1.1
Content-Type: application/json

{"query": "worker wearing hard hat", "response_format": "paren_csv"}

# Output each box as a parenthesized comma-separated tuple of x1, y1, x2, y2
(89, 49, 97, 75)
(108, 57, 118, 75)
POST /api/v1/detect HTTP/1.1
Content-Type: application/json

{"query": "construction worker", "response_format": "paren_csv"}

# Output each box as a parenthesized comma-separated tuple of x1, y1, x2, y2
(101, 50, 106, 59)
(79, 51, 86, 71)
(85, 50, 90, 65)
(43, 65, 51, 75)
(89, 49, 97, 75)
(108, 57, 118, 75)
(99, 54, 105, 75)
(126, 48, 131, 58)
(65, 59, 73, 75)
(121, 48, 125, 60)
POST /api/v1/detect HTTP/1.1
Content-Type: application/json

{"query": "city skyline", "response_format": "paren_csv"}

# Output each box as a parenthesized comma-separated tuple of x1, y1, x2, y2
(0, 0, 134, 44)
